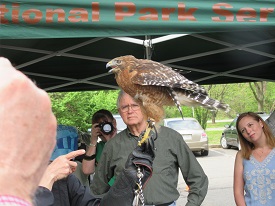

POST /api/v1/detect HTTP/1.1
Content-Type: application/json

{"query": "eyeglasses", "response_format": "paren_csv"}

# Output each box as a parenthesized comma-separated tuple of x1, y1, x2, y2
(120, 104, 140, 113)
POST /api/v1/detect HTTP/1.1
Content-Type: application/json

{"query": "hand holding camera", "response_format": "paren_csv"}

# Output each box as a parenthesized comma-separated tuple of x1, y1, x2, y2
(91, 121, 116, 143)
(96, 122, 114, 135)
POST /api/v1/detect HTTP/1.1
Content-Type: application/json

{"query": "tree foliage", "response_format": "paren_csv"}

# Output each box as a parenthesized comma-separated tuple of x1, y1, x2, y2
(265, 82, 275, 113)
(249, 82, 266, 112)
(223, 83, 257, 115)
(49, 90, 119, 131)
(204, 84, 229, 123)
(49, 82, 275, 130)
(164, 106, 193, 118)
(194, 107, 209, 129)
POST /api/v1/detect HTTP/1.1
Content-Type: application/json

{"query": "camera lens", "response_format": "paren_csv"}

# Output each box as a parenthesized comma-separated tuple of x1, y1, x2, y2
(99, 122, 114, 135)
(102, 123, 112, 133)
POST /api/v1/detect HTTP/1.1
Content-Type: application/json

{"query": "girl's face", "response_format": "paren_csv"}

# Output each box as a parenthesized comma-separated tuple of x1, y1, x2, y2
(238, 116, 264, 143)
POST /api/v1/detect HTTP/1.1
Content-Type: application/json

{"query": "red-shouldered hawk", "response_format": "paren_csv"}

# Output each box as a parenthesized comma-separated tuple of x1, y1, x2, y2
(107, 55, 230, 123)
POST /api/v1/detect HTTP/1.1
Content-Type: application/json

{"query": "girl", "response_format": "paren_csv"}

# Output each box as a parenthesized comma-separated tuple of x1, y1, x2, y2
(234, 112, 275, 206)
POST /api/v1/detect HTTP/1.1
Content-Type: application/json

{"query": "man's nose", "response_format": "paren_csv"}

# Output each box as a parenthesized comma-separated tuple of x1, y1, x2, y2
(127, 105, 134, 112)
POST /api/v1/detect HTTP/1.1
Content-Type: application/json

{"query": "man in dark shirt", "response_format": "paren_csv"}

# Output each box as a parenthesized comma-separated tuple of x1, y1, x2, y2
(91, 90, 208, 206)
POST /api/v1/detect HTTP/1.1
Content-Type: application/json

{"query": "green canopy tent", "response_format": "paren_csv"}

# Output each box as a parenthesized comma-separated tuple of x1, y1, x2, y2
(1, 0, 275, 92)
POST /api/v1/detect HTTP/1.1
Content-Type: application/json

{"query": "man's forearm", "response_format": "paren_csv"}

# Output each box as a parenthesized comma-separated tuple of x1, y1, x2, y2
(82, 144, 97, 175)
(187, 175, 208, 206)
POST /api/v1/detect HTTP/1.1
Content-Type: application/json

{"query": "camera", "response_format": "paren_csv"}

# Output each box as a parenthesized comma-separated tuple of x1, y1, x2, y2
(96, 122, 114, 135)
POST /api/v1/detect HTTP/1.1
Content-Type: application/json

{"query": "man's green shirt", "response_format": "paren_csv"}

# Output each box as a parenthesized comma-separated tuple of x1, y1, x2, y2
(91, 126, 208, 205)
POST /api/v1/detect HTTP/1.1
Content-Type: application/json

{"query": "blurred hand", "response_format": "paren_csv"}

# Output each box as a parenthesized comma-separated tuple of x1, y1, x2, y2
(91, 123, 101, 144)
(0, 57, 57, 203)
(39, 150, 86, 190)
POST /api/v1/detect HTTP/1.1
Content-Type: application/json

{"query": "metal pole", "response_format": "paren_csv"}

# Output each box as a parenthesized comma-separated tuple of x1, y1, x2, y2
(144, 35, 152, 60)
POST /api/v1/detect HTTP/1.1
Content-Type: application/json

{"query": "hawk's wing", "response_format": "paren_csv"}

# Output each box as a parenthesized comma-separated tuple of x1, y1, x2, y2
(131, 59, 207, 94)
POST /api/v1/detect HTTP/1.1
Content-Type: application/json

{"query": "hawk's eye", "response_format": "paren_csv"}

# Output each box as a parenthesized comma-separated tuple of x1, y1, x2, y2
(115, 59, 122, 65)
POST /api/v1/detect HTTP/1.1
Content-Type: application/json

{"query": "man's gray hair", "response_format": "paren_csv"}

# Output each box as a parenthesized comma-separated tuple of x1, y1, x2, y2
(117, 90, 126, 108)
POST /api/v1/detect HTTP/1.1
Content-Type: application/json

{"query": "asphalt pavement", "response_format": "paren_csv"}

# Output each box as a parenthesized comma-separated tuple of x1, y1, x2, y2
(176, 148, 237, 206)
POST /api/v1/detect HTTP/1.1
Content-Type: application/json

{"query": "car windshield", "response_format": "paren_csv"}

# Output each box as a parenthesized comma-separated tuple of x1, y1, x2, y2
(166, 120, 203, 130)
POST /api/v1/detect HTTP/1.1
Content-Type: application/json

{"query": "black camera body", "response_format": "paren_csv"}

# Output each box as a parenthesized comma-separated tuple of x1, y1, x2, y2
(96, 122, 114, 135)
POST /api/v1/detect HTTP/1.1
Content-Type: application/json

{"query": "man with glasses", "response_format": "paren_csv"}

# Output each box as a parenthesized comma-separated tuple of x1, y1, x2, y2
(91, 90, 208, 206)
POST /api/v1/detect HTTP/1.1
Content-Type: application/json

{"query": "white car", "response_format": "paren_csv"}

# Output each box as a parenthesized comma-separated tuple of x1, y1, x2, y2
(113, 114, 127, 133)
(163, 117, 209, 156)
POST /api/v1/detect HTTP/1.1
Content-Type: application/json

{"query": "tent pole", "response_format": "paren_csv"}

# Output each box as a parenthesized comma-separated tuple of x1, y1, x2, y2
(144, 35, 152, 60)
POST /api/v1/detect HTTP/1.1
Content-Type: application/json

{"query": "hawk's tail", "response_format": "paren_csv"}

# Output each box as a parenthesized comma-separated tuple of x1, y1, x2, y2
(167, 88, 184, 119)
(177, 90, 230, 112)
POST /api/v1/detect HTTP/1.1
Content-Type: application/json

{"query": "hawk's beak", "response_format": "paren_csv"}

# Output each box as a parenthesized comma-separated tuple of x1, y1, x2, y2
(106, 61, 114, 73)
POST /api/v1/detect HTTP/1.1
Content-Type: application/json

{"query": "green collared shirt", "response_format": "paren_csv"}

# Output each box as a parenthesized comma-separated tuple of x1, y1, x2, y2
(91, 126, 208, 205)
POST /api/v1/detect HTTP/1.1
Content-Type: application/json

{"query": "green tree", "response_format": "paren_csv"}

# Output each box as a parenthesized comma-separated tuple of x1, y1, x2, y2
(223, 83, 257, 115)
(194, 107, 208, 129)
(263, 82, 275, 113)
(249, 81, 267, 112)
(49, 82, 275, 131)
(204, 84, 229, 123)
(49, 90, 119, 131)
(164, 106, 193, 118)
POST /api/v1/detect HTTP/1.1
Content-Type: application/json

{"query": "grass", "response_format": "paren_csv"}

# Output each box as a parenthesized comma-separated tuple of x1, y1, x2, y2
(204, 121, 232, 145)
(206, 130, 222, 145)
(206, 121, 231, 128)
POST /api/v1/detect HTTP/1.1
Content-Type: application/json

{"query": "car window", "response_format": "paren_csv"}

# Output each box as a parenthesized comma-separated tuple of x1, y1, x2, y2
(166, 120, 203, 130)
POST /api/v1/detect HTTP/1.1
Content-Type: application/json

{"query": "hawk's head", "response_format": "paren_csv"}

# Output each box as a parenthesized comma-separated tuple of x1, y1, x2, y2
(106, 55, 136, 75)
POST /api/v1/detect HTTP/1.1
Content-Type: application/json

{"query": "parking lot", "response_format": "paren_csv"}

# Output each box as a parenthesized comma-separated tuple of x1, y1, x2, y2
(176, 148, 238, 206)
